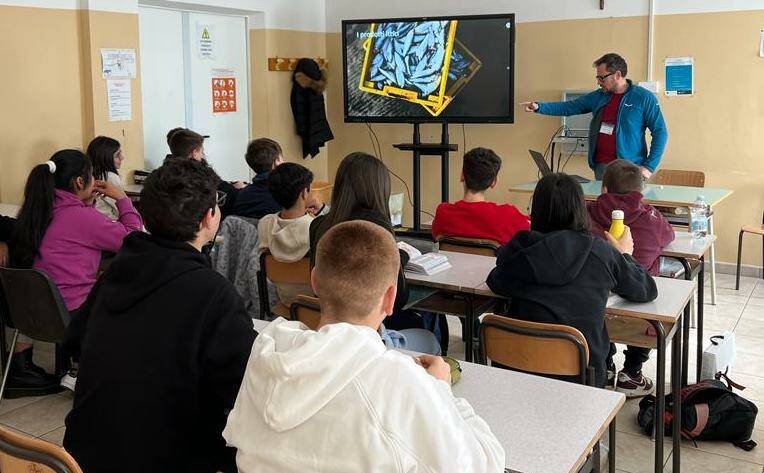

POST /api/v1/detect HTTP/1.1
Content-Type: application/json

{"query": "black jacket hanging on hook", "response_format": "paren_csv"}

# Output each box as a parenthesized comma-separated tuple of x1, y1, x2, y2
(290, 58, 334, 158)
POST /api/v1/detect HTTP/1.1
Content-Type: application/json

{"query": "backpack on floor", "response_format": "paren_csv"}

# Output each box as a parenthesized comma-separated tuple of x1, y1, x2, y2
(637, 378, 758, 450)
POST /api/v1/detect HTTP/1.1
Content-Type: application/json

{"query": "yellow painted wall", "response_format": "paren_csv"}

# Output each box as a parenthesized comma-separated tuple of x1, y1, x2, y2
(249, 28, 329, 181)
(0, 5, 144, 204)
(0, 6, 86, 203)
(325, 10, 764, 266)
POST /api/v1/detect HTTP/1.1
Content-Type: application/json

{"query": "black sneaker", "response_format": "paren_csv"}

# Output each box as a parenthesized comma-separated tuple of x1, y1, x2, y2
(3, 349, 62, 399)
(616, 371, 655, 398)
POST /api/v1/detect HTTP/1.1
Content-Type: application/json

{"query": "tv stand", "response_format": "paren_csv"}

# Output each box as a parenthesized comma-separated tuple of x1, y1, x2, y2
(393, 123, 458, 232)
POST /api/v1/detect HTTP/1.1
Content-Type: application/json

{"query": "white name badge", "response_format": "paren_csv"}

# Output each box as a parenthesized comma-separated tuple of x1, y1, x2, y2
(599, 122, 615, 135)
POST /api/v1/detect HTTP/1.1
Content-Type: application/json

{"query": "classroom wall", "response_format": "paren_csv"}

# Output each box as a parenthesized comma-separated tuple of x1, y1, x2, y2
(323, 3, 764, 269)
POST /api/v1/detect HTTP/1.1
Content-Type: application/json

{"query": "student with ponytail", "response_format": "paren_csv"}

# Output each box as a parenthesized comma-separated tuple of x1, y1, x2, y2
(8, 149, 142, 397)
(87, 136, 126, 220)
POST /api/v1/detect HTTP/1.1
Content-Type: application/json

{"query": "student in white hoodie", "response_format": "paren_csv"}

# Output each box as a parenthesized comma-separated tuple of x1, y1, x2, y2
(257, 162, 325, 306)
(224, 220, 505, 473)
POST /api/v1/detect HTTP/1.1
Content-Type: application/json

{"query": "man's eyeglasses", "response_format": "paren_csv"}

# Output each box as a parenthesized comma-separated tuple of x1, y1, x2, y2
(596, 72, 615, 81)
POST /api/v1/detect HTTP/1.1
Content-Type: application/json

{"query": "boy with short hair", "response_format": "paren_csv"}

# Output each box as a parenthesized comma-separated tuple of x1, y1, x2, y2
(587, 159, 674, 395)
(232, 138, 285, 219)
(64, 159, 256, 473)
(166, 128, 240, 217)
(225, 220, 505, 473)
(432, 147, 529, 244)
(257, 162, 324, 304)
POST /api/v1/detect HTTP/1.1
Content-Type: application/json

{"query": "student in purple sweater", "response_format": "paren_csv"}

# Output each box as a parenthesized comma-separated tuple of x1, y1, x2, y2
(8, 149, 142, 397)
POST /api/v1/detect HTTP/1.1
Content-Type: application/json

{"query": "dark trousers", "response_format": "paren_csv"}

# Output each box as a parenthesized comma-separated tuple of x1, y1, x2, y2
(607, 343, 651, 376)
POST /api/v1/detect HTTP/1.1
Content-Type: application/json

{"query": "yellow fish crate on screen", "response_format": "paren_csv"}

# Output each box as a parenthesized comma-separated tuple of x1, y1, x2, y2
(358, 21, 458, 112)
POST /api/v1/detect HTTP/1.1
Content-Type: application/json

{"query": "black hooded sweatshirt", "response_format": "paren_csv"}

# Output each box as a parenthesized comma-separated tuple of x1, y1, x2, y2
(63, 232, 256, 473)
(486, 229, 657, 387)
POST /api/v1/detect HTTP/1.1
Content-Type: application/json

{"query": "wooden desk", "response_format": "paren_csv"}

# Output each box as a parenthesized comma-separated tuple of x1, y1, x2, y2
(250, 318, 624, 473)
(508, 180, 732, 306)
(0, 203, 20, 218)
(661, 233, 715, 385)
(405, 251, 497, 361)
(413, 251, 691, 473)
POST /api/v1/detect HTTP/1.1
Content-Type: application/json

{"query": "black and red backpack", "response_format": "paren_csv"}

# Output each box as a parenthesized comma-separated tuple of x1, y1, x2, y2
(637, 378, 758, 450)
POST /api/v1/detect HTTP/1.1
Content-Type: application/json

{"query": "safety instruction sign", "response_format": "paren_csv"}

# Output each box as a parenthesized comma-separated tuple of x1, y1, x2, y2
(198, 23, 214, 59)
(212, 77, 237, 113)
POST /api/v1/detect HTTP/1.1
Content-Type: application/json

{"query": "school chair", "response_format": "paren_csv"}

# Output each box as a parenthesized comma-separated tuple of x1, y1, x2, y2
(480, 314, 614, 473)
(257, 250, 312, 320)
(436, 235, 501, 257)
(0, 424, 83, 473)
(0, 268, 69, 403)
(651, 169, 705, 188)
(736, 210, 764, 290)
(289, 295, 321, 330)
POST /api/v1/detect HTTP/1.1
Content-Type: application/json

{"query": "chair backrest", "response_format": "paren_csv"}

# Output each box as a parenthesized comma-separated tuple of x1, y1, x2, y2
(259, 251, 312, 285)
(480, 314, 590, 385)
(436, 236, 501, 257)
(0, 424, 83, 473)
(289, 295, 321, 330)
(652, 169, 705, 188)
(0, 268, 69, 343)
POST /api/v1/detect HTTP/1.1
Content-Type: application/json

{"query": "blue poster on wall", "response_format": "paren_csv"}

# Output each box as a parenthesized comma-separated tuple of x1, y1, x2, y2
(665, 57, 693, 96)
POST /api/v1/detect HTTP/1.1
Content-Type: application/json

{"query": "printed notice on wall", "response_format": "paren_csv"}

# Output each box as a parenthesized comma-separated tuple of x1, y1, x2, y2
(107, 79, 132, 121)
(198, 23, 214, 59)
(101, 49, 136, 78)
(665, 57, 694, 96)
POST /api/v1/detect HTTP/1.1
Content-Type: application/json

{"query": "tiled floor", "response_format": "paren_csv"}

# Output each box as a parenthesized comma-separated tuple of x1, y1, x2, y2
(1, 273, 763, 472)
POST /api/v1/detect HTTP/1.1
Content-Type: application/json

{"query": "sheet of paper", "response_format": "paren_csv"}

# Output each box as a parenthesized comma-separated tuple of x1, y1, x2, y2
(198, 23, 214, 59)
(665, 57, 693, 96)
(101, 48, 136, 78)
(107, 79, 131, 121)
(760, 29, 764, 58)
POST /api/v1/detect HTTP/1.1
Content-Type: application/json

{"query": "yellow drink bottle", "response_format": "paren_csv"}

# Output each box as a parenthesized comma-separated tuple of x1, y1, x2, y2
(608, 210, 625, 239)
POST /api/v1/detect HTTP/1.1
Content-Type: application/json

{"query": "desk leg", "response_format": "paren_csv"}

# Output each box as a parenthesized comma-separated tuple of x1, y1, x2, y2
(609, 418, 616, 473)
(464, 294, 474, 363)
(697, 256, 705, 383)
(649, 321, 666, 473)
(678, 257, 692, 387)
(709, 215, 717, 305)
(672, 316, 683, 473)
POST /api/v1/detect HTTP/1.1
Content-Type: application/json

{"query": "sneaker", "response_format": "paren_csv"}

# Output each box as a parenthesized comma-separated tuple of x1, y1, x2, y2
(60, 368, 78, 392)
(616, 370, 655, 398)
(606, 369, 616, 389)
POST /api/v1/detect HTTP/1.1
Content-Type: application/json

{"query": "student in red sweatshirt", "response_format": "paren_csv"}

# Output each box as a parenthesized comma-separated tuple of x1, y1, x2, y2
(432, 148, 529, 244)
(587, 159, 674, 394)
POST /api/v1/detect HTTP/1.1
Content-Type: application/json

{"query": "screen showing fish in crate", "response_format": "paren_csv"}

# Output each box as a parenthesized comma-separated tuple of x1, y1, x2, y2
(342, 14, 515, 123)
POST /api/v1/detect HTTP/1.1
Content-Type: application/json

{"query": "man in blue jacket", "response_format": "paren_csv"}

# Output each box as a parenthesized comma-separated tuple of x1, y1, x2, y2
(521, 53, 668, 180)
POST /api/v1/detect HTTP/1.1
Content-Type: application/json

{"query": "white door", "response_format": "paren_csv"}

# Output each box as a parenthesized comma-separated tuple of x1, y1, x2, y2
(186, 13, 251, 181)
(139, 8, 251, 181)
(139, 7, 185, 171)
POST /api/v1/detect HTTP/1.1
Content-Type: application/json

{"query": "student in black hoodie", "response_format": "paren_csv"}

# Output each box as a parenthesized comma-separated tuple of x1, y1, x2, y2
(486, 173, 657, 391)
(63, 159, 257, 473)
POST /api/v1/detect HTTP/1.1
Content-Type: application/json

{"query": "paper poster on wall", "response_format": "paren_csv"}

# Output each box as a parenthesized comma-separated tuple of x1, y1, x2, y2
(197, 23, 214, 59)
(101, 49, 136, 78)
(759, 29, 764, 58)
(665, 57, 694, 96)
(212, 72, 237, 113)
(107, 79, 131, 121)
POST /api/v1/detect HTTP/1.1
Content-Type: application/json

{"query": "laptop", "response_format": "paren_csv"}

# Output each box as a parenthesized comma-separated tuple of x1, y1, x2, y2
(529, 149, 590, 184)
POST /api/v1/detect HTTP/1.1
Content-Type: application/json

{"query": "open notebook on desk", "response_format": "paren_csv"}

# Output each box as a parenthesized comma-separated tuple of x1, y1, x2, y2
(397, 241, 451, 276)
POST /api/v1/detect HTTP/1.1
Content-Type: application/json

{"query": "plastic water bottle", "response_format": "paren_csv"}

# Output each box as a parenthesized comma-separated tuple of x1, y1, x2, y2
(690, 195, 709, 239)
(608, 210, 625, 239)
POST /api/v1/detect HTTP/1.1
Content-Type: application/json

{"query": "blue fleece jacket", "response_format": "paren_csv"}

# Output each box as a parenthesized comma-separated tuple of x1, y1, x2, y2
(537, 80, 668, 172)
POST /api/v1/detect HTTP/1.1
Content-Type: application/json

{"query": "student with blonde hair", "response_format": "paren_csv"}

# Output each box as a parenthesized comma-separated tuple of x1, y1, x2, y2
(225, 220, 505, 473)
